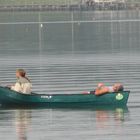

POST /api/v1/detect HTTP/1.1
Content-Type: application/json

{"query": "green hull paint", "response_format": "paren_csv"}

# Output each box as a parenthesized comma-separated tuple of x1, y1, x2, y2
(0, 87, 130, 107)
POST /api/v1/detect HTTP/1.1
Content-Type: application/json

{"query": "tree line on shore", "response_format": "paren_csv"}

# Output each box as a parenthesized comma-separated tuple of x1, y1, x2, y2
(0, 0, 139, 11)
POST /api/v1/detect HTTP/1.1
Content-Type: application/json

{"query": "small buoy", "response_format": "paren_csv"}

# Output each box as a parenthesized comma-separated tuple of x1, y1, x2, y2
(40, 24, 43, 28)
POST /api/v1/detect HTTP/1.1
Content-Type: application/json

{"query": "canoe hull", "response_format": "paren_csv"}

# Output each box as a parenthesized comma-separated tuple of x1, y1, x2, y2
(0, 87, 130, 108)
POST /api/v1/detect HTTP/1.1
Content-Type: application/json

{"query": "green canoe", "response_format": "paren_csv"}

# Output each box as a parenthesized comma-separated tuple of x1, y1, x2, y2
(0, 87, 130, 107)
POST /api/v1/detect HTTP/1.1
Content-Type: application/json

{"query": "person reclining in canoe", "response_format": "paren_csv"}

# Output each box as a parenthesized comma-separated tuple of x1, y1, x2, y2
(94, 83, 124, 95)
(11, 69, 32, 94)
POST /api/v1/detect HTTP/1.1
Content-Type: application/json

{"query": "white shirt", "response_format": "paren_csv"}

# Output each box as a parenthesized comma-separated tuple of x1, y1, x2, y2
(108, 86, 114, 92)
(11, 83, 32, 94)
(11, 77, 32, 94)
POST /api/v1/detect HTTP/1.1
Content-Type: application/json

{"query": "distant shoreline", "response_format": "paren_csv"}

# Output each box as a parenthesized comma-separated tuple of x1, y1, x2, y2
(0, 4, 139, 12)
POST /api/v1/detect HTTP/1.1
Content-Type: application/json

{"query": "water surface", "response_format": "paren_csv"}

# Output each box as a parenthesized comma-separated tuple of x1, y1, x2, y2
(0, 10, 140, 140)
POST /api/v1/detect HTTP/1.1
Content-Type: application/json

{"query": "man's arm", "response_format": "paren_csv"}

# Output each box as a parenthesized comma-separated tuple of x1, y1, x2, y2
(95, 87, 109, 95)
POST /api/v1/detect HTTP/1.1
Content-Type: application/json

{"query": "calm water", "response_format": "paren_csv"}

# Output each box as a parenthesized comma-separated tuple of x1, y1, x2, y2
(0, 10, 140, 139)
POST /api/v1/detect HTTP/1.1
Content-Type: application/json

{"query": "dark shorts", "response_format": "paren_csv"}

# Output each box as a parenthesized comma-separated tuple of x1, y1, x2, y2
(90, 91, 95, 94)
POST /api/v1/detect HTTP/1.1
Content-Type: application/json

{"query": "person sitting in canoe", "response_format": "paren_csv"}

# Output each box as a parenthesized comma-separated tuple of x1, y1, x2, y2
(94, 83, 124, 95)
(11, 69, 32, 94)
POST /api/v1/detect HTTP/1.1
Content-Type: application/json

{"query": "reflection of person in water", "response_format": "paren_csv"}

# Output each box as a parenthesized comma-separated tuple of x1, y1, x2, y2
(15, 110, 31, 140)
(96, 110, 109, 128)
(95, 108, 125, 129)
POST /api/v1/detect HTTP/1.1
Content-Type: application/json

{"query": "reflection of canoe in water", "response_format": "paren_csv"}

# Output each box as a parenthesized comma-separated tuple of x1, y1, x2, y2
(0, 87, 130, 108)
